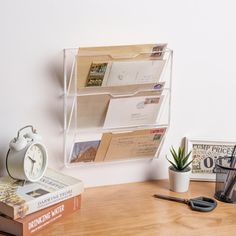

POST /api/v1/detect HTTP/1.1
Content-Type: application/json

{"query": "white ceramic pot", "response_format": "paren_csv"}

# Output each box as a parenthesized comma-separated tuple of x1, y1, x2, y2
(168, 166, 191, 192)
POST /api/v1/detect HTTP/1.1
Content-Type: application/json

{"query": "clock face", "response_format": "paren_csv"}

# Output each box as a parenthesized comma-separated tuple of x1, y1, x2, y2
(24, 143, 47, 181)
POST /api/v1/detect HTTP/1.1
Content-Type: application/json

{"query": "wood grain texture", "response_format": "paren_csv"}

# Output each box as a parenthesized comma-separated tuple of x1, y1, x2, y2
(2, 180, 235, 236)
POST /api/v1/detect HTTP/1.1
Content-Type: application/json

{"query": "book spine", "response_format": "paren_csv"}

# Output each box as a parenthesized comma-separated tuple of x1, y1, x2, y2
(0, 196, 81, 236)
(23, 195, 81, 236)
(13, 181, 84, 219)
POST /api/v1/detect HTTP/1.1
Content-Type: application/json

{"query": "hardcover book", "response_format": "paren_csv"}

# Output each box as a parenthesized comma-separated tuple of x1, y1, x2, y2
(0, 168, 84, 219)
(0, 195, 81, 236)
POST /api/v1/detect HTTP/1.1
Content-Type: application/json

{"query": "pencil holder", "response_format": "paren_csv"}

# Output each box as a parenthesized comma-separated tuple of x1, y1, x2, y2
(215, 156, 236, 203)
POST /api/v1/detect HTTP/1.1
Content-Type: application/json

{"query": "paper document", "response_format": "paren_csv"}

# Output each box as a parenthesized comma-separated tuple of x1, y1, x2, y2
(102, 128, 167, 161)
(105, 60, 165, 86)
(103, 95, 164, 129)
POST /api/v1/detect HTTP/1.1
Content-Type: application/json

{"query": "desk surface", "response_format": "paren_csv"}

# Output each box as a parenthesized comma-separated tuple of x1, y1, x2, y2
(7, 180, 236, 236)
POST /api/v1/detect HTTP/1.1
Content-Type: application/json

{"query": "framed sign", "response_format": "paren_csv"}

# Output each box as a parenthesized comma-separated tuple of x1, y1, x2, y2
(185, 138, 236, 181)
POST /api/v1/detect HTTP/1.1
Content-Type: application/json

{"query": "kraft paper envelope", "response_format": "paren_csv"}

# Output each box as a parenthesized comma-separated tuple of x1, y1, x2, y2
(77, 94, 110, 128)
(94, 127, 167, 162)
(94, 133, 113, 162)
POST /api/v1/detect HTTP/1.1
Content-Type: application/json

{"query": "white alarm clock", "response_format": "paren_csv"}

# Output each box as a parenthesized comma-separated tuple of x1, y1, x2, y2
(6, 125, 48, 182)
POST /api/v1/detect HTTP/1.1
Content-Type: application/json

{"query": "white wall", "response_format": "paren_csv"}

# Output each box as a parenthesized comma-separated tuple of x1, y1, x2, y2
(1, 0, 236, 187)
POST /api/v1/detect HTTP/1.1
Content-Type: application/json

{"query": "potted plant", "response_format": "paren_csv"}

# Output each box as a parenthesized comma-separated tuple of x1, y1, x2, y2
(166, 146, 192, 192)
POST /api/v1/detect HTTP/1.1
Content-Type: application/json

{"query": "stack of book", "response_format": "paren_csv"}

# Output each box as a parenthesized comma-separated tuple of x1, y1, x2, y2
(0, 168, 84, 236)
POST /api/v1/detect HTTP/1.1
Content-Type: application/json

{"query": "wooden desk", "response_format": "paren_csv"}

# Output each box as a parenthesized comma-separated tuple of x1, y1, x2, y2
(4, 180, 236, 236)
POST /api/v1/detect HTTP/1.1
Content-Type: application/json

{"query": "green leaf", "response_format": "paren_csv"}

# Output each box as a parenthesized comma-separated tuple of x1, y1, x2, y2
(180, 147, 185, 166)
(181, 146, 185, 159)
(183, 160, 193, 170)
(168, 146, 192, 171)
(178, 147, 181, 159)
(166, 157, 178, 170)
(182, 151, 192, 166)
(170, 146, 177, 159)
(170, 147, 179, 166)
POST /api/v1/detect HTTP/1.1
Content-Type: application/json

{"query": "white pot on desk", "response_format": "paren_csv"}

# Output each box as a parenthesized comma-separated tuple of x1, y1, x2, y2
(168, 166, 191, 192)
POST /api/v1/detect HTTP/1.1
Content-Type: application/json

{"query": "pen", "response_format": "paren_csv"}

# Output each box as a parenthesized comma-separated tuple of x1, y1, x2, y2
(221, 145, 236, 199)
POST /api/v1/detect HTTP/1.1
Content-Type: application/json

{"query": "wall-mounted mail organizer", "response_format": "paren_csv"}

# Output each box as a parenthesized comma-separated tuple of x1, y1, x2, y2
(63, 44, 173, 167)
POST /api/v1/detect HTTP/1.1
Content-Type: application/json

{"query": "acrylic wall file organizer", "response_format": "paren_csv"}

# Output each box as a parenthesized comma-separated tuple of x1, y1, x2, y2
(63, 44, 173, 167)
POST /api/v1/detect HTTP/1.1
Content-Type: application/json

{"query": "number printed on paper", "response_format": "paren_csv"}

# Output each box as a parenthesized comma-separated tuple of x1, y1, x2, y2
(192, 144, 234, 174)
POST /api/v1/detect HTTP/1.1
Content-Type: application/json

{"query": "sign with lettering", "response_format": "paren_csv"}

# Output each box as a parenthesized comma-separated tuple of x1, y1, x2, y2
(185, 138, 236, 181)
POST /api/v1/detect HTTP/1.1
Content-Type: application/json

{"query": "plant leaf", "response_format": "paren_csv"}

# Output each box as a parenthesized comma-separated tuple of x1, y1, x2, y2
(182, 151, 192, 166)
(183, 160, 193, 170)
(170, 146, 180, 167)
(180, 146, 184, 168)
(170, 146, 177, 159)
(168, 146, 193, 171)
(178, 146, 181, 159)
(166, 157, 179, 170)
(181, 146, 185, 159)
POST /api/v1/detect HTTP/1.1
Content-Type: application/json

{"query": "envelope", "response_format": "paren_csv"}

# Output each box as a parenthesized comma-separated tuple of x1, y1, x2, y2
(94, 127, 167, 162)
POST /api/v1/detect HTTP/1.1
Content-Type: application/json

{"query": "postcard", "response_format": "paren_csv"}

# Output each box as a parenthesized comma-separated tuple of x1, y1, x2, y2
(70, 140, 100, 163)
(105, 60, 165, 86)
(151, 44, 167, 57)
(103, 95, 164, 129)
(100, 128, 167, 161)
(86, 62, 111, 87)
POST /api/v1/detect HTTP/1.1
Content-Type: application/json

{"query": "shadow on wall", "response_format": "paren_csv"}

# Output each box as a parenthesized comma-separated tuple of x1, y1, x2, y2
(43, 50, 68, 168)
(0, 143, 8, 176)
(45, 51, 65, 128)
(0, 50, 66, 176)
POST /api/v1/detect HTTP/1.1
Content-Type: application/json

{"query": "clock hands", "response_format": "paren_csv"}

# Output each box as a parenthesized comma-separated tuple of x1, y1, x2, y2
(31, 161, 35, 175)
(26, 147, 44, 179)
(28, 156, 36, 163)
(28, 156, 36, 175)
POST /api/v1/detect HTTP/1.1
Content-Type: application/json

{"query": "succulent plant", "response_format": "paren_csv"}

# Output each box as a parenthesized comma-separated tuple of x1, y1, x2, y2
(166, 146, 192, 171)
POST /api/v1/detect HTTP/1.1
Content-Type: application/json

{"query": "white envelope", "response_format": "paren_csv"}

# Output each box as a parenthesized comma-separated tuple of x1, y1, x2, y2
(103, 95, 164, 129)
(104, 60, 165, 86)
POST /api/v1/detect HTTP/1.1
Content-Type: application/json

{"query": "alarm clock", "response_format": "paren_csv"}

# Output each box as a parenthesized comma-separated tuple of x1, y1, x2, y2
(6, 125, 48, 182)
